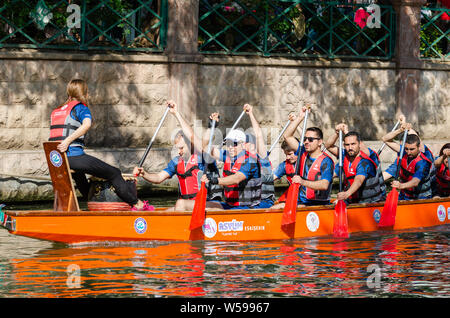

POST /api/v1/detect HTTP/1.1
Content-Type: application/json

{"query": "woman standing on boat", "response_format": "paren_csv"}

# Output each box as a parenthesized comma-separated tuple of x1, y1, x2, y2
(49, 79, 153, 211)
(434, 143, 450, 197)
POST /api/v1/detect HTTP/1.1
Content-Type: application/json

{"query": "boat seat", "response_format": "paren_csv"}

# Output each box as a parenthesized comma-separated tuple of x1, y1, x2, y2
(43, 141, 80, 212)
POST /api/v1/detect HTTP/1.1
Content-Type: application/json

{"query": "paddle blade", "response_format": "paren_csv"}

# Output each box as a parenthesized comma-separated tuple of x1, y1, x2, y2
(189, 182, 208, 230)
(281, 183, 300, 226)
(378, 188, 398, 228)
(333, 200, 349, 238)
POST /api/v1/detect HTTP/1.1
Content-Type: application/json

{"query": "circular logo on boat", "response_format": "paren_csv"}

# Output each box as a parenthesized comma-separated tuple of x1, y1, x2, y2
(49, 150, 62, 167)
(437, 205, 446, 222)
(134, 217, 147, 234)
(202, 217, 217, 238)
(373, 209, 381, 223)
(306, 212, 320, 232)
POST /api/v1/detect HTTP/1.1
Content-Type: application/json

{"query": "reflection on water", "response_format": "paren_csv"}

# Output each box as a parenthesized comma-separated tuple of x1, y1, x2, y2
(0, 226, 449, 298)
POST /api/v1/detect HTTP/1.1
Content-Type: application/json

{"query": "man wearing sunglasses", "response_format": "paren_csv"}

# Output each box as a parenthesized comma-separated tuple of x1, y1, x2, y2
(279, 107, 335, 207)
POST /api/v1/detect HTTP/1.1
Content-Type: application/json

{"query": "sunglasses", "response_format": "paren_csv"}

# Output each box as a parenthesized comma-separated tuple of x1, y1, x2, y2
(225, 141, 242, 147)
(303, 137, 320, 142)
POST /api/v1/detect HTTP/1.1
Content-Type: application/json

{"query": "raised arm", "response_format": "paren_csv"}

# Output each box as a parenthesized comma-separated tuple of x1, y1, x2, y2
(168, 100, 203, 154)
(434, 148, 450, 168)
(203, 112, 221, 161)
(382, 122, 411, 153)
(283, 107, 307, 152)
(324, 123, 348, 158)
(243, 103, 267, 157)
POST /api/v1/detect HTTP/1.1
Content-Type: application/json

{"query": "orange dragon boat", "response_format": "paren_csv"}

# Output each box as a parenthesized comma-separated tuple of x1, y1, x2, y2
(1, 142, 449, 244)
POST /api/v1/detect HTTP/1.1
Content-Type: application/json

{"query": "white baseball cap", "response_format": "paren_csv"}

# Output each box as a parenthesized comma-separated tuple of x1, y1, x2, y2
(225, 129, 245, 143)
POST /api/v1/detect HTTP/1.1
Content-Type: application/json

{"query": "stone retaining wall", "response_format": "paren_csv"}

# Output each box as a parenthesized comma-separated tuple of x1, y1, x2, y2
(0, 52, 448, 202)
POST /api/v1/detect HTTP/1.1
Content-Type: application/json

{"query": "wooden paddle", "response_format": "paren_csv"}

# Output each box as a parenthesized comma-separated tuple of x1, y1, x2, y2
(377, 120, 400, 156)
(281, 109, 309, 226)
(333, 130, 349, 238)
(378, 129, 409, 228)
(189, 119, 217, 230)
(223, 110, 246, 142)
(266, 120, 291, 157)
(137, 106, 170, 168)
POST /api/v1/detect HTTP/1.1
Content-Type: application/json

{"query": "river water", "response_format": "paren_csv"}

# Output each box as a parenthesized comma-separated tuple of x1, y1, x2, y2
(0, 197, 449, 300)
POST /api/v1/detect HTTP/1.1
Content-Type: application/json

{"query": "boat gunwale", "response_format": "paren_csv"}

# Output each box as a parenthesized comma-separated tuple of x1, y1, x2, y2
(3, 197, 449, 217)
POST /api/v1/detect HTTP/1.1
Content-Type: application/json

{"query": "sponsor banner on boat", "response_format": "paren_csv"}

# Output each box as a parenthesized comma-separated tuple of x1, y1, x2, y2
(437, 205, 446, 222)
(202, 218, 266, 238)
(306, 212, 320, 232)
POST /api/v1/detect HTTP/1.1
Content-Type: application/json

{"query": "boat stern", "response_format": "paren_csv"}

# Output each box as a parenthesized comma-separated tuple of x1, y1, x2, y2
(0, 209, 16, 232)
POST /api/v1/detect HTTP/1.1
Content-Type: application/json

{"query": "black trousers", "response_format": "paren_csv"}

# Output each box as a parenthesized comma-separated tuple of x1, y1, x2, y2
(68, 154, 138, 206)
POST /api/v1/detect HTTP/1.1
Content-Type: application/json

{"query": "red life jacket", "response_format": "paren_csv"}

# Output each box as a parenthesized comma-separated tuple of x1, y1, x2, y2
(223, 151, 262, 207)
(176, 154, 200, 200)
(49, 100, 86, 147)
(343, 151, 383, 203)
(299, 152, 332, 200)
(285, 160, 296, 184)
(436, 162, 450, 196)
(277, 160, 295, 203)
(398, 152, 432, 198)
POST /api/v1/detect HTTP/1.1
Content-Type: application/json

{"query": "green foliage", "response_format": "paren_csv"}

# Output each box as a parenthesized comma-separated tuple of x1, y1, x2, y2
(420, 8, 448, 59)
(0, 0, 166, 50)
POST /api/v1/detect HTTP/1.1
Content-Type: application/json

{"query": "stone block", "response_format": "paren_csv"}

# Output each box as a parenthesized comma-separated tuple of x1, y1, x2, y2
(44, 61, 75, 83)
(107, 104, 138, 127)
(0, 82, 10, 104)
(0, 105, 7, 127)
(0, 128, 25, 149)
(9, 82, 42, 105)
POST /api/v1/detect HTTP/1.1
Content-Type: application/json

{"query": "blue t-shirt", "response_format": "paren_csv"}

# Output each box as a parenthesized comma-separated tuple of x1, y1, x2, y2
(67, 104, 92, 157)
(219, 149, 260, 179)
(274, 161, 289, 180)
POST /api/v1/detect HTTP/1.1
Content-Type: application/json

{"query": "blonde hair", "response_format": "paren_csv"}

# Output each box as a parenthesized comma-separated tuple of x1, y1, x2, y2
(60, 79, 89, 108)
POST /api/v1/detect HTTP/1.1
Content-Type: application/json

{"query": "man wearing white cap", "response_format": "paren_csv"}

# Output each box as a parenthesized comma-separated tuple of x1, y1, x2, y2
(177, 113, 262, 211)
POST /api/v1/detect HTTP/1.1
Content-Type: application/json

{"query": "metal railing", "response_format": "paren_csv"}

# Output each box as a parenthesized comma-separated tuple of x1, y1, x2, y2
(0, 0, 167, 52)
(198, 0, 396, 60)
(420, 6, 450, 61)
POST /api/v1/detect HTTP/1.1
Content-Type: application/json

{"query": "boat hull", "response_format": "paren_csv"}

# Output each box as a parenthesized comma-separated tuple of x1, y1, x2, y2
(1, 198, 449, 244)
